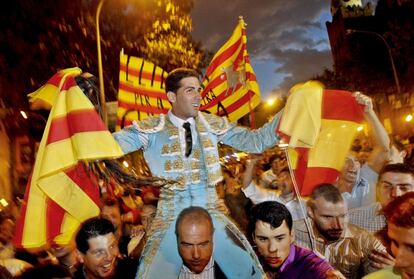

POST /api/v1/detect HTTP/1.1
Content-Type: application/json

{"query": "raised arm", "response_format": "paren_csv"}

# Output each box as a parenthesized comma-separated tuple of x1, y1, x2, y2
(241, 155, 281, 204)
(353, 92, 390, 173)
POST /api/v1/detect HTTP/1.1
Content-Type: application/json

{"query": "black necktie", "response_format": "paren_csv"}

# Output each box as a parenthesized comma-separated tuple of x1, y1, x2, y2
(183, 122, 192, 157)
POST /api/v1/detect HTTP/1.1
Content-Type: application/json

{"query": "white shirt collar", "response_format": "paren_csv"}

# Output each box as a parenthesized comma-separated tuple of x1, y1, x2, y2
(168, 110, 196, 128)
(180, 256, 214, 275)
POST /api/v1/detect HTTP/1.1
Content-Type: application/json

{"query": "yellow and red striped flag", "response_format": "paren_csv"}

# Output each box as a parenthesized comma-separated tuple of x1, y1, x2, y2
(27, 67, 82, 110)
(200, 17, 261, 123)
(14, 69, 124, 248)
(116, 53, 170, 130)
(277, 81, 365, 196)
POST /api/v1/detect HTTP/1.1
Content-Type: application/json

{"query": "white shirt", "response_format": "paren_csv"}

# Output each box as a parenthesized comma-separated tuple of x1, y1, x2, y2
(178, 256, 215, 279)
(260, 169, 277, 188)
(134, 110, 197, 154)
(242, 182, 305, 220)
(168, 110, 197, 156)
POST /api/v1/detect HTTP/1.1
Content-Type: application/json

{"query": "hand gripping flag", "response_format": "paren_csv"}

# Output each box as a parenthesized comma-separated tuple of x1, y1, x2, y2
(277, 81, 365, 196)
(14, 69, 124, 248)
(200, 16, 261, 123)
(116, 52, 170, 130)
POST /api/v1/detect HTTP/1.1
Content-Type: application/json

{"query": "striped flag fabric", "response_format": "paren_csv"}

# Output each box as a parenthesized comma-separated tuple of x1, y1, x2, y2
(116, 53, 170, 130)
(116, 17, 260, 127)
(27, 67, 83, 110)
(277, 81, 365, 196)
(200, 17, 261, 123)
(14, 69, 124, 248)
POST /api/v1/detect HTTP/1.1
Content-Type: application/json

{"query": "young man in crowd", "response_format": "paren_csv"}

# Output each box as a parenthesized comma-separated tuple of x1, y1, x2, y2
(260, 153, 287, 189)
(74, 217, 136, 279)
(336, 92, 394, 208)
(364, 192, 414, 279)
(248, 201, 342, 278)
(100, 198, 151, 260)
(348, 163, 414, 234)
(294, 184, 391, 278)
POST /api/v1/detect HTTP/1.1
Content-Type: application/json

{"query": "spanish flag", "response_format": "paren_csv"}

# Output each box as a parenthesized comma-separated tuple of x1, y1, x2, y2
(278, 81, 365, 196)
(200, 16, 261, 123)
(116, 53, 170, 130)
(14, 69, 124, 248)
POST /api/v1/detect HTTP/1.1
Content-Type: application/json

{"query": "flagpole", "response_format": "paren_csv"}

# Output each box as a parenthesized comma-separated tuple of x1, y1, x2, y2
(96, 0, 108, 126)
(249, 92, 255, 129)
(283, 148, 317, 252)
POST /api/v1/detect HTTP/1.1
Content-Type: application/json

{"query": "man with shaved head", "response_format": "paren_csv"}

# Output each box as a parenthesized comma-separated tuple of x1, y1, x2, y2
(175, 206, 226, 279)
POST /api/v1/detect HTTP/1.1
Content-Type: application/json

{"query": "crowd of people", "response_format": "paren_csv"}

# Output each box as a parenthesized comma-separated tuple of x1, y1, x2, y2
(1, 68, 414, 278)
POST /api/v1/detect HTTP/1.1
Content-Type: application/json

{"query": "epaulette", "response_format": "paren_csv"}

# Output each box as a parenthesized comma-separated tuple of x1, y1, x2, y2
(132, 114, 165, 133)
(198, 112, 234, 135)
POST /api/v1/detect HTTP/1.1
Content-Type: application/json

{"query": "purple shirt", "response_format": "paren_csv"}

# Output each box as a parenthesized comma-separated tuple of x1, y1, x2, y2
(263, 244, 333, 279)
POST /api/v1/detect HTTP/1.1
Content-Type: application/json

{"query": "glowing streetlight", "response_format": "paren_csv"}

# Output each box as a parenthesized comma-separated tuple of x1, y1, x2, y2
(405, 114, 413, 122)
(20, 111, 28, 119)
(357, 125, 364, 132)
(122, 160, 129, 168)
(0, 198, 8, 207)
(266, 98, 276, 107)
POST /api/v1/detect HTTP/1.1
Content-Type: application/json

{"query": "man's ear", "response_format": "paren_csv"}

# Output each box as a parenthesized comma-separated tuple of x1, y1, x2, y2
(290, 229, 295, 243)
(251, 232, 256, 245)
(307, 205, 314, 219)
(76, 249, 85, 264)
(167, 91, 176, 103)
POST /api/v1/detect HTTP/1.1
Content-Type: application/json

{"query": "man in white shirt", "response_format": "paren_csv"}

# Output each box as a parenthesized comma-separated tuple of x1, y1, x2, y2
(175, 206, 227, 279)
(242, 156, 305, 220)
(336, 92, 400, 208)
(260, 153, 287, 189)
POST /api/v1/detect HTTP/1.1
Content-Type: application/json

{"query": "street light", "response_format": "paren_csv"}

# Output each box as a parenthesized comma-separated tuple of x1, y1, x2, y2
(96, 0, 108, 126)
(346, 29, 401, 95)
(266, 98, 276, 107)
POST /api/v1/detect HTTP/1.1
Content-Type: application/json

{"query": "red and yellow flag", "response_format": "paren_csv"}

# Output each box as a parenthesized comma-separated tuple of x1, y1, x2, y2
(277, 81, 365, 196)
(116, 53, 170, 130)
(116, 17, 260, 127)
(14, 69, 124, 248)
(27, 67, 82, 110)
(200, 17, 261, 123)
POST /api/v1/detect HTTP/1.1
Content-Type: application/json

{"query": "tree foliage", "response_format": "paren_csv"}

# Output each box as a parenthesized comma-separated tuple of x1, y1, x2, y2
(0, 0, 206, 110)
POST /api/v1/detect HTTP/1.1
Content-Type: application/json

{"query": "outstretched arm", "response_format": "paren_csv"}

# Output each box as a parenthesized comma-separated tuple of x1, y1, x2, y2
(353, 92, 390, 173)
(219, 111, 282, 153)
(113, 125, 148, 154)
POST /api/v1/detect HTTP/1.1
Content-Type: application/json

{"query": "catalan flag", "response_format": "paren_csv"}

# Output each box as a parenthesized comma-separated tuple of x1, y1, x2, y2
(116, 53, 170, 130)
(200, 16, 261, 123)
(277, 81, 365, 196)
(27, 67, 82, 110)
(14, 69, 124, 248)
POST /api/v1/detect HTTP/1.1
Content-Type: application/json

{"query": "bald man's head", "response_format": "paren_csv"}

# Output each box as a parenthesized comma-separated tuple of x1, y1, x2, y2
(175, 207, 214, 274)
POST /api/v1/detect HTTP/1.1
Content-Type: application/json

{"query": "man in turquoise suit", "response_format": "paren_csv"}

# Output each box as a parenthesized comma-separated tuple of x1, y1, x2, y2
(113, 68, 280, 278)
